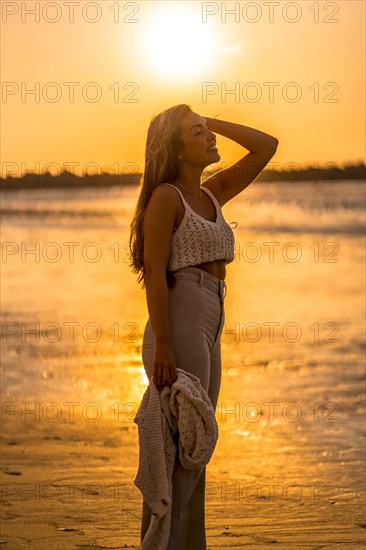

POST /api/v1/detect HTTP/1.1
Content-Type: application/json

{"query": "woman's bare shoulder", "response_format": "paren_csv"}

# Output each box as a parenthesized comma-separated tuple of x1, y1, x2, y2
(151, 182, 177, 194)
(149, 183, 181, 203)
(146, 183, 181, 215)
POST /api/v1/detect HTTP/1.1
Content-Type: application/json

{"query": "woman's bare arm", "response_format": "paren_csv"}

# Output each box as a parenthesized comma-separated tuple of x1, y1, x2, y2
(143, 185, 178, 387)
(203, 116, 278, 204)
(144, 269, 173, 346)
(204, 116, 278, 153)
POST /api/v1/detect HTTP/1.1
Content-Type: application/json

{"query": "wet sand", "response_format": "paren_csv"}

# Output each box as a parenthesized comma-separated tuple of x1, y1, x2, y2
(1, 378, 366, 550)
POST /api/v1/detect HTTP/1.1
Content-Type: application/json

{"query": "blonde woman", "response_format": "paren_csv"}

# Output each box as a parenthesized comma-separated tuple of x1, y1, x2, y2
(129, 104, 278, 549)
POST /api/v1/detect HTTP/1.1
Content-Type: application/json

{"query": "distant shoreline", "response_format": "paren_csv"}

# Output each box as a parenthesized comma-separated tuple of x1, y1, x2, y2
(0, 163, 365, 190)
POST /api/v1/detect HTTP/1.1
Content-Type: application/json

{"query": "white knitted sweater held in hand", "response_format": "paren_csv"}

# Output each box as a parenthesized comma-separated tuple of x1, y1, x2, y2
(133, 368, 219, 550)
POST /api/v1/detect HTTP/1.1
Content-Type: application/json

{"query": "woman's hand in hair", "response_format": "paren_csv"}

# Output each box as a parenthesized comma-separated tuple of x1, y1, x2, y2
(152, 343, 178, 391)
(201, 115, 218, 130)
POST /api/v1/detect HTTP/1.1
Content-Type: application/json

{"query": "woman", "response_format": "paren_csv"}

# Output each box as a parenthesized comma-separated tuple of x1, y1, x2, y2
(129, 104, 278, 549)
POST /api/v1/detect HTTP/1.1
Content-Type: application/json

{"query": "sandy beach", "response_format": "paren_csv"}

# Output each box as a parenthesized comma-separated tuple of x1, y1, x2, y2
(1, 181, 365, 548)
(1, 378, 365, 549)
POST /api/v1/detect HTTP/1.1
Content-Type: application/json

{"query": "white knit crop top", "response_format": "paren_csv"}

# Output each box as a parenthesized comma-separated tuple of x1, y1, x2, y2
(162, 183, 235, 272)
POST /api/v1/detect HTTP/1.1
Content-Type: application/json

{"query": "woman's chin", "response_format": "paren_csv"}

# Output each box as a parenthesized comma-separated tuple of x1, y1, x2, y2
(206, 151, 220, 163)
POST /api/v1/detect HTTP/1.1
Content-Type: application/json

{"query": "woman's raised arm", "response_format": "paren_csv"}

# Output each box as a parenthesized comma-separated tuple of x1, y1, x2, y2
(203, 116, 279, 205)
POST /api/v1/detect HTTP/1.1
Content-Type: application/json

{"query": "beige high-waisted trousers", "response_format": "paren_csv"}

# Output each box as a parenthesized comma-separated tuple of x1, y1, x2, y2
(140, 266, 227, 550)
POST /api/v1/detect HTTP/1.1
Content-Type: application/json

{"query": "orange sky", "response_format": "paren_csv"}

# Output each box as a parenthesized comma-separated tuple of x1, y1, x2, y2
(1, 0, 365, 177)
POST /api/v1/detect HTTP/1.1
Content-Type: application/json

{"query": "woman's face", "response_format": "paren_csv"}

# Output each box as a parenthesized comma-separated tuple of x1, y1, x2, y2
(177, 111, 220, 167)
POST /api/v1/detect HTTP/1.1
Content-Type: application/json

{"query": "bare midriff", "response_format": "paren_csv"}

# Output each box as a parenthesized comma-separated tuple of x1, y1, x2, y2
(167, 260, 226, 284)
(190, 259, 226, 281)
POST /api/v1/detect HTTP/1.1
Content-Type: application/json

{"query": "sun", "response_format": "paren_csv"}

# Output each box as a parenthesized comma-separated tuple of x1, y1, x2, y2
(143, 6, 215, 79)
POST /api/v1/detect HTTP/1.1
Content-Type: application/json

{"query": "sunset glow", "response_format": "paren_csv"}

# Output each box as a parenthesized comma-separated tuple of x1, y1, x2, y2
(1, 0, 365, 175)
(142, 6, 215, 78)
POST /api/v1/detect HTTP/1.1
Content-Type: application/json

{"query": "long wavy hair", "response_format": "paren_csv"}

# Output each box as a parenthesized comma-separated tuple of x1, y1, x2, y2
(128, 103, 193, 290)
